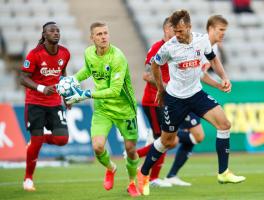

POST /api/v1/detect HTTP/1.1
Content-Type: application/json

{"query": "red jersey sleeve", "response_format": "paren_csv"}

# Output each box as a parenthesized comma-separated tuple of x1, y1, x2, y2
(22, 50, 37, 73)
(144, 40, 165, 66)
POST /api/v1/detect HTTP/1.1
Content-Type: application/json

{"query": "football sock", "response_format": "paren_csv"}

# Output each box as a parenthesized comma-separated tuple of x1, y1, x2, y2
(126, 157, 139, 180)
(166, 131, 195, 178)
(150, 152, 166, 181)
(137, 144, 151, 157)
(96, 149, 111, 169)
(216, 130, 230, 174)
(141, 138, 167, 176)
(24, 136, 44, 180)
(166, 143, 194, 178)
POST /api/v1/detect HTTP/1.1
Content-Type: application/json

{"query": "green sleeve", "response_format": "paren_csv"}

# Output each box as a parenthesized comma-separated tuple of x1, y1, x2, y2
(92, 57, 127, 99)
(74, 56, 91, 82)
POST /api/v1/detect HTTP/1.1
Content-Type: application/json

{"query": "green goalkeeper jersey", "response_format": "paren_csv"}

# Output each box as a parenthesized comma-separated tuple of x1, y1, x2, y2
(75, 44, 137, 119)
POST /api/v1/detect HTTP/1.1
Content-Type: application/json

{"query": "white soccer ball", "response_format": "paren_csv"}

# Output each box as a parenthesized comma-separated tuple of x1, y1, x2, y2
(56, 76, 79, 97)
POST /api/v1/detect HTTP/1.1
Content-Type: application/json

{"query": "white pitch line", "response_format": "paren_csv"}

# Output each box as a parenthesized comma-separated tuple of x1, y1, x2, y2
(1, 170, 263, 187)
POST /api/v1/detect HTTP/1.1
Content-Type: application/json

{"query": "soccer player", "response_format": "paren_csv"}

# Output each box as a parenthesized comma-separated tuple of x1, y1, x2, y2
(20, 22, 70, 191)
(165, 14, 232, 184)
(137, 10, 246, 196)
(138, 17, 204, 187)
(65, 22, 140, 197)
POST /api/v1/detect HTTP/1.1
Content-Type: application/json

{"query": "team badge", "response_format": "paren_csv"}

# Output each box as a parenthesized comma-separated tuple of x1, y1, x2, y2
(23, 60, 30, 68)
(155, 54, 161, 62)
(58, 59, 64, 66)
(105, 65, 110, 71)
(196, 50, 201, 56)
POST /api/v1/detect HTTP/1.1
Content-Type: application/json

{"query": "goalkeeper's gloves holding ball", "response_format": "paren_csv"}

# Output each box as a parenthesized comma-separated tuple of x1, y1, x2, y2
(65, 86, 92, 105)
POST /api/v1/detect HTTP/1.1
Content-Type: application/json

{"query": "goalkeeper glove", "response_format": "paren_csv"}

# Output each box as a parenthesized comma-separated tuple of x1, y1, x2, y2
(65, 86, 92, 105)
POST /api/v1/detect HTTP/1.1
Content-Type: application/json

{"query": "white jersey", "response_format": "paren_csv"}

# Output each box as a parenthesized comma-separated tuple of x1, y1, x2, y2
(154, 32, 213, 99)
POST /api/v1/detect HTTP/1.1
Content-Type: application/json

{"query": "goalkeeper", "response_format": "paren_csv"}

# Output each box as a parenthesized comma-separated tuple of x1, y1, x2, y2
(65, 22, 140, 197)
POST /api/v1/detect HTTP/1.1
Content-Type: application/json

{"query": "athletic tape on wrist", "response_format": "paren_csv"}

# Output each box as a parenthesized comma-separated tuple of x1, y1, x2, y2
(37, 84, 45, 93)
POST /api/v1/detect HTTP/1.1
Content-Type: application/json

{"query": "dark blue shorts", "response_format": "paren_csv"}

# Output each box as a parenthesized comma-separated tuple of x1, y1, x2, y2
(162, 90, 219, 133)
(178, 112, 201, 130)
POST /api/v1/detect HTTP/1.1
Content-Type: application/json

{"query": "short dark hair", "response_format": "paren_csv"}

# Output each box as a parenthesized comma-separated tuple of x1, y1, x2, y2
(169, 9, 191, 28)
(206, 15, 228, 31)
(90, 22, 107, 33)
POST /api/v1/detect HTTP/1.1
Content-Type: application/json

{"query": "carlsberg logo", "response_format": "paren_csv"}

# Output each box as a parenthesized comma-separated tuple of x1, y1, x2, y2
(40, 67, 61, 76)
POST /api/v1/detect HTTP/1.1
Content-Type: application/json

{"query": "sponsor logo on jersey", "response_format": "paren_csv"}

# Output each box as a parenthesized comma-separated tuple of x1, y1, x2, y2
(40, 67, 61, 76)
(23, 60, 30, 68)
(41, 61, 47, 66)
(155, 54, 161, 62)
(178, 59, 200, 69)
(58, 59, 64, 66)
(92, 71, 110, 80)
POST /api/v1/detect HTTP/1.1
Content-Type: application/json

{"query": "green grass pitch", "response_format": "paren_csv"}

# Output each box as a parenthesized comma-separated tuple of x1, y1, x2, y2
(0, 153, 263, 200)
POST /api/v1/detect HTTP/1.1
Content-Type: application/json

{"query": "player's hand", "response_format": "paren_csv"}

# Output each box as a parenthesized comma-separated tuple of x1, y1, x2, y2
(155, 90, 165, 106)
(43, 85, 56, 95)
(65, 86, 92, 105)
(221, 79, 231, 93)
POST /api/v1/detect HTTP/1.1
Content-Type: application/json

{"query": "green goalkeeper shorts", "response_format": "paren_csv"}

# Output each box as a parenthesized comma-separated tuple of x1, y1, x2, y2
(91, 111, 138, 141)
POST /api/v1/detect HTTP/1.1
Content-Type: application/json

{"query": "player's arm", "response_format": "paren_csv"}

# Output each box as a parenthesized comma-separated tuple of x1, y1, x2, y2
(151, 61, 165, 105)
(201, 72, 230, 93)
(74, 56, 91, 82)
(143, 64, 156, 86)
(20, 52, 56, 96)
(208, 55, 231, 92)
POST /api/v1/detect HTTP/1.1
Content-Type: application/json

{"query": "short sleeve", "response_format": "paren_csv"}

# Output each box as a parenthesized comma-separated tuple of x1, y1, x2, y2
(21, 50, 37, 73)
(203, 34, 213, 55)
(154, 43, 170, 66)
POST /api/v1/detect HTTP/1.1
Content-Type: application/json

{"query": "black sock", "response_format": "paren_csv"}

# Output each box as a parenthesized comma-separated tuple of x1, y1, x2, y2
(216, 137, 229, 174)
(167, 142, 194, 178)
(141, 144, 163, 176)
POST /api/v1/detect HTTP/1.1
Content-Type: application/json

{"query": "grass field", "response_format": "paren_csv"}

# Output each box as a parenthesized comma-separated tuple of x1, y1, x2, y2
(0, 153, 263, 200)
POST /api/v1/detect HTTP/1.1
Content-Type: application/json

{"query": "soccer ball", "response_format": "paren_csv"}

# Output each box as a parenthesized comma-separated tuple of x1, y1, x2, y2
(56, 76, 79, 97)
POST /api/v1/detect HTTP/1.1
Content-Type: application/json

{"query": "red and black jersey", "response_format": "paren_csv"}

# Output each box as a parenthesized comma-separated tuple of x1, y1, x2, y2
(142, 40, 170, 107)
(21, 44, 70, 107)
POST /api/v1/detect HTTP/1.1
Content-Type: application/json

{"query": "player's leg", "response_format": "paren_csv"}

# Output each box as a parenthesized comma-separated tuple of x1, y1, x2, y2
(147, 106, 171, 187)
(45, 106, 69, 146)
(91, 113, 116, 190)
(165, 114, 204, 186)
(194, 90, 245, 183)
(203, 105, 245, 183)
(138, 92, 188, 195)
(23, 104, 46, 191)
(117, 117, 140, 197)
(137, 106, 160, 157)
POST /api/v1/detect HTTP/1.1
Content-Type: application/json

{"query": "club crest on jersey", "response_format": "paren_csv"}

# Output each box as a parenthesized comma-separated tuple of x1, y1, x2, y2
(196, 50, 201, 56)
(58, 59, 64, 66)
(105, 65, 110, 71)
(23, 60, 30, 68)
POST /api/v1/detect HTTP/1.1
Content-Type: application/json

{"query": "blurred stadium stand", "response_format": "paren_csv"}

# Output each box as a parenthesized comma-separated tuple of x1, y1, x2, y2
(0, 0, 146, 103)
(125, 0, 264, 80)
(0, 0, 264, 103)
